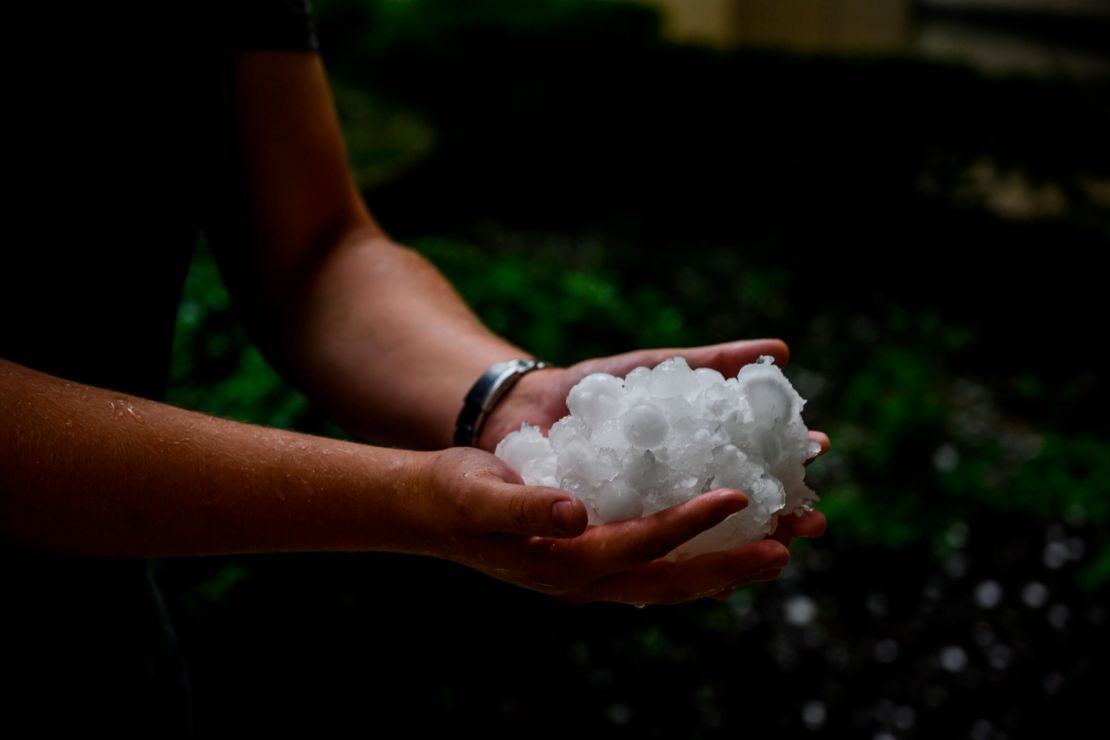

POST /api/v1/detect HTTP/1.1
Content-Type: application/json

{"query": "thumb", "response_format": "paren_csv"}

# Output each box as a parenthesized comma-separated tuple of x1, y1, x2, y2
(466, 479, 589, 538)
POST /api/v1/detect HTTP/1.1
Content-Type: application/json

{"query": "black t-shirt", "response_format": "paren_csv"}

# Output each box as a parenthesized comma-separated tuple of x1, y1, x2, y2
(2, 2, 318, 734)
(3, 0, 318, 396)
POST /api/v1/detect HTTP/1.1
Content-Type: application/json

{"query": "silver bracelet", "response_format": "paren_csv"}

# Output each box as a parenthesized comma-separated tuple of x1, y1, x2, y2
(453, 359, 550, 447)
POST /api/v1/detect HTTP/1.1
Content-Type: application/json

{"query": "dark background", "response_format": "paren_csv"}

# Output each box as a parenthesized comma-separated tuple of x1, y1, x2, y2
(159, 1, 1110, 737)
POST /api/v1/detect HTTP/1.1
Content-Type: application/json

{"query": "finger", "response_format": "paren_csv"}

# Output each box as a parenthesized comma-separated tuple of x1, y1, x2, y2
(710, 565, 785, 594)
(806, 431, 830, 465)
(584, 539, 790, 605)
(787, 510, 827, 538)
(771, 509, 827, 544)
(770, 513, 799, 545)
(673, 338, 790, 374)
(769, 522, 794, 546)
(749, 567, 785, 582)
(571, 489, 749, 575)
(464, 479, 589, 538)
(579, 339, 790, 381)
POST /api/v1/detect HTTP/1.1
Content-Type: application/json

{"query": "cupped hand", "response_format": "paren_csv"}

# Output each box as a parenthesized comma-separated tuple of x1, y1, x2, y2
(410, 447, 791, 605)
(477, 339, 793, 453)
(770, 429, 830, 545)
(475, 338, 831, 549)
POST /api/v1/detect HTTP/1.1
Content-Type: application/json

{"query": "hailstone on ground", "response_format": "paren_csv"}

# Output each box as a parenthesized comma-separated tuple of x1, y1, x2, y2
(494, 356, 819, 559)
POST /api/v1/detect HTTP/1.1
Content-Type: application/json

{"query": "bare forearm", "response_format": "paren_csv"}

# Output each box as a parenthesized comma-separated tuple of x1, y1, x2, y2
(277, 230, 530, 449)
(215, 53, 529, 450)
(0, 357, 425, 557)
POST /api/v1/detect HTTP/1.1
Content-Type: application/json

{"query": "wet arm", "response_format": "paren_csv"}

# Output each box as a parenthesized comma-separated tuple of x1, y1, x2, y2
(212, 52, 530, 451)
(0, 357, 425, 556)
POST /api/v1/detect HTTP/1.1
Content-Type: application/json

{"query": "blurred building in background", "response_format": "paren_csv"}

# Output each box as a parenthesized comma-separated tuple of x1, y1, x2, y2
(638, 0, 912, 51)
(637, 0, 1110, 77)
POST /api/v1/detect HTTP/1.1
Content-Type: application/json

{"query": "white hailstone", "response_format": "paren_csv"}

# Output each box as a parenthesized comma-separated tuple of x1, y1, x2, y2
(621, 403, 669, 447)
(494, 355, 818, 558)
(567, 373, 625, 428)
(495, 423, 557, 488)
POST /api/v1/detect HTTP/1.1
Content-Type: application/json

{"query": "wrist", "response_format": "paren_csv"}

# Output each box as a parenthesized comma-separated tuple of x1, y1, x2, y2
(475, 366, 562, 453)
(453, 358, 550, 448)
(354, 447, 440, 555)
(398, 447, 482, 557)
(266, 440, 427, 555)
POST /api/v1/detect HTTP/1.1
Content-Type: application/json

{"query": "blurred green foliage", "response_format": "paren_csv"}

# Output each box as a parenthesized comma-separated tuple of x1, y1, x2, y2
(169, 240, 310, 429)
(331, 78, 436, 190)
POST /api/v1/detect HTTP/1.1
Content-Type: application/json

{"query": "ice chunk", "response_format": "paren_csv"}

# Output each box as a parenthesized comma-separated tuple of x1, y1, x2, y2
(591, 419, 627, 449)
(548, 416, 588, 452)
(694, 366, 725, 390)
(494, 423, 558, 489)
(621, 402, 669, 448)
(595, 480, 643, 522)
(494, 423, 550, 475)
(649, 356, 698, 399)
(495, 355, 819, 558)
(566, 373, 625, 429)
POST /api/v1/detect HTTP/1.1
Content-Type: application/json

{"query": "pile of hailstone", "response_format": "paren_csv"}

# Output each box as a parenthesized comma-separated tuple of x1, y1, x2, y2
(495, 356, 819, 559)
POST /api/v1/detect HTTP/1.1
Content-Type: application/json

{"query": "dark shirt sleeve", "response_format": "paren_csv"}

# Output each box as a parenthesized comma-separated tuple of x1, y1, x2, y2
(226, 0, 319, 52)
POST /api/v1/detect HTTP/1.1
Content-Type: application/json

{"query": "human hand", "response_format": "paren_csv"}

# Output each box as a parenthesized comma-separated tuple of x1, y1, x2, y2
(476, 339, 792, 453)
(769, 429, 830, 545)
(476, 339, 830, 549)
(707, 429, 830, 601)
(409, 447, 791, 605)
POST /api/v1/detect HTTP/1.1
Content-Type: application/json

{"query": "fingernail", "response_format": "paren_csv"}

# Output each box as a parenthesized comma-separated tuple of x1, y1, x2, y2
(715, 490, 748, 512)
(552, 500, 578, 534)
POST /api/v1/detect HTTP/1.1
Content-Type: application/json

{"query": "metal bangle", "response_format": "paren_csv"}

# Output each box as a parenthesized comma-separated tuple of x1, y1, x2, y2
(453, 359, 549, 447)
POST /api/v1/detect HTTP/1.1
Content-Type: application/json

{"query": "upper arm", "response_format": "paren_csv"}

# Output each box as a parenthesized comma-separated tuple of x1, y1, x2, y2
(214, 52, 379, 314)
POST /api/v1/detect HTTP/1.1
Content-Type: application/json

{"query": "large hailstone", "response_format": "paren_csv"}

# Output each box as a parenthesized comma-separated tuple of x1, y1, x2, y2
(495, 356, 819, 559)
